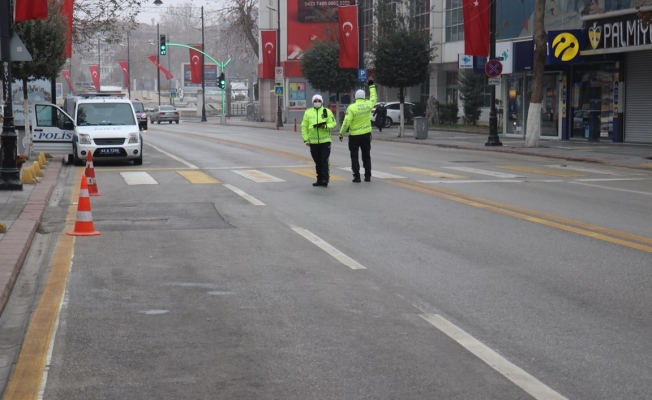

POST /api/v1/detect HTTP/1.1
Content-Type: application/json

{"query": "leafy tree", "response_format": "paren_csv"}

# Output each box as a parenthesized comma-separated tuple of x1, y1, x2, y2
(458, 70, 486, 125)
(300, 40, 359, 127)
(371, 0, 437, 137)
(524, 0, 546, 147)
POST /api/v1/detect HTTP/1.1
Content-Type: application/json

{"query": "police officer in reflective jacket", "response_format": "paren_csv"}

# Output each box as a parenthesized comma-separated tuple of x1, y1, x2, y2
(339, 78, 377, 182)
(301, 94, 337, 187)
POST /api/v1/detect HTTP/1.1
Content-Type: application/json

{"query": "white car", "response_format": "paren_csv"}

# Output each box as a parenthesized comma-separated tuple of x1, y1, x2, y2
(71, 94, 143, 166)
(371, 101, 415, 128)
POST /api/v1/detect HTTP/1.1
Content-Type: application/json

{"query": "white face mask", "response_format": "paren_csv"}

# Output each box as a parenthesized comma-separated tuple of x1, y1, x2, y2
(313, 101, 322, 108)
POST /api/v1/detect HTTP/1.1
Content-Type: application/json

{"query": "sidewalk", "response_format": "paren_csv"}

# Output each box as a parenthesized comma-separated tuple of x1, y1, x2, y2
(1, 120, 651, 315)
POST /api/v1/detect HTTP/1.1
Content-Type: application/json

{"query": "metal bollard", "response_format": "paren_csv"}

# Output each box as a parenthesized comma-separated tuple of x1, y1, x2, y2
(294, 118, 297, 132)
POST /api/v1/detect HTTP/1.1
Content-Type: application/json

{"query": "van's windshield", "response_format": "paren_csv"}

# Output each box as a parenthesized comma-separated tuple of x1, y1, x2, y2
(77, 103, 136, 126)
(132, 103, 145, 113)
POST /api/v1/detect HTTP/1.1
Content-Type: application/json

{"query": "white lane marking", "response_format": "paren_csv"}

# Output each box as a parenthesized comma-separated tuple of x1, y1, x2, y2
(232, 169, 285, 183)
(338, 167, 406, 179)
(120, 171, 159, 185)
(202, 165, 308, 170)
(543, 164, 621, 175)
(223, 184, 265, 205)
(444, 166, 526, 179)
(419, 314, 568, 400)
(147, 143, 198, 169)
(574, 177, 647, 182)
(571, 181, 652, 196)
(291, 226, 366, 270)
(420, 179, 524, 184)
(140, 309, 169, 315)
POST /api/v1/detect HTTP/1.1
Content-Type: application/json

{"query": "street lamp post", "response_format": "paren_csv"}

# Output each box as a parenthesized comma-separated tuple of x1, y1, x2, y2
(127, 32, 131, 99)
(275, 0, 283, 128)
(98, 37, 101, 91)
(0, 0, 23, 190)
(485, 0, 502, 147)
(201, 6, 207, 122)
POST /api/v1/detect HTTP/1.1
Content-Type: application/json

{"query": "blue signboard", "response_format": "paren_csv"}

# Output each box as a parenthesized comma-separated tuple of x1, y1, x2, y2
(357, 69, 367, 82)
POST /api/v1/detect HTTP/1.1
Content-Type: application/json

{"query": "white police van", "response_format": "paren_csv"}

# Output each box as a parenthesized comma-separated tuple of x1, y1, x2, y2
(29, 102, 76, 162)
(67, 93, 143, 166)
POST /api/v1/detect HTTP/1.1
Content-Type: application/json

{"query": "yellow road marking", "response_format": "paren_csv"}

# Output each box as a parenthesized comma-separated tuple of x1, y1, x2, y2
(4, 170, 82, 399)
(394, 167, 467, 179)
(640, 162, 652, 168)
(287, 168, 346, 181)
(495, 165, 584, 177)
(177, 170, 221, 183)
(387, 180, 652, 253)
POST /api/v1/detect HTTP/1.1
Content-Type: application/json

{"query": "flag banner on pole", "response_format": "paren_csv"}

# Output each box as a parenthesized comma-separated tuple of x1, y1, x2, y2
(14, 0, 48, 22)
(62, 70, 72, 91)
(463, 0, 489, 57)
(189, 45, 202, 84)
(61, 0, 74, 57)
(260, 30, 276, 80)
(118, 61, 129, 88)
(89, 65, 100, 92)
(338, 6, 358, 69)
(148, 55, 174, 80)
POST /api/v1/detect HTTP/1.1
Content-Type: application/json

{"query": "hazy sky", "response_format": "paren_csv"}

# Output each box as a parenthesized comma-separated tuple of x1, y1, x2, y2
(136, 0, 211, 24)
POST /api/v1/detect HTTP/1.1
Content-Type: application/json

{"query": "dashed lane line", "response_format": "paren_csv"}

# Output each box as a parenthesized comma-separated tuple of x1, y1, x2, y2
(394, 166, 468, 179)
(223, 184, 265, 205)
(443, 166, 526, 179)
(495, 165, 584, 178)
(291, 226, 366, 270)
(147, 143, 198, 169)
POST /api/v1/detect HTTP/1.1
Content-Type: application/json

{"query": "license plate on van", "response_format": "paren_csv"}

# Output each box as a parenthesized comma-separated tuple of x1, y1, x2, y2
(98, 148, 121, 155)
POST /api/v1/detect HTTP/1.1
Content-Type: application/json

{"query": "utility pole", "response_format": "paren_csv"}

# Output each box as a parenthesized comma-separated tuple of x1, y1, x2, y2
(157, 23, 161, 106)
(201, 6, 207, 122)
(276, 0, 283, 128)
(485, 0, 502, 146)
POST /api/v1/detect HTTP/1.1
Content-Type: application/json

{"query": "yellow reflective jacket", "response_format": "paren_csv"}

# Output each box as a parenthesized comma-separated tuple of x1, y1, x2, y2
(301, 106, 336, 144)
(339, 84, 377, 137)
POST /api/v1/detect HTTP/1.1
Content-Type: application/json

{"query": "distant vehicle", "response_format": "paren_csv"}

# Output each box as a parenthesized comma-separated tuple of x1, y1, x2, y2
(131, 100, 148, 131)
(151, 105, 180, 124)
(371, 102, 415, 128)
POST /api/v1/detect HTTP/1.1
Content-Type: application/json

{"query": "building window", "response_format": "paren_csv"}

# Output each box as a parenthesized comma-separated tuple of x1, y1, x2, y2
(361, 0, 373, 52)
(412, 0, 430, 32)
(445, 0, 464, 42)
(420, 76, 430, 104)
(446, 71, 458, 103)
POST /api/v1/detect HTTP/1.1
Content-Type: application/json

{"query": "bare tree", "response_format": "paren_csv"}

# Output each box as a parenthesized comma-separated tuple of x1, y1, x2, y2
(524, 0, 546, 147)
(213, 0, 259, 59)
(73, 0, 142, 48)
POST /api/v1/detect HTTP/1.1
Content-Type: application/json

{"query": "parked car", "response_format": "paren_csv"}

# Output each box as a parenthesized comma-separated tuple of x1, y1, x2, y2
(371, 102, 415, 128)
(131, 100, 148, 131)
(151, 105, 180, 124)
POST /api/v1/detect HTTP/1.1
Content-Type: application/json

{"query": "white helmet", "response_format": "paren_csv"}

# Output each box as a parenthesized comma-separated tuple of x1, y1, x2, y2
(355, 89, 365, 99)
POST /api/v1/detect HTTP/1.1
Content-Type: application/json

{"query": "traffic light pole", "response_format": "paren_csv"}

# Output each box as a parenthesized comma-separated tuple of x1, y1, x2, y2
(201, 6, 207, 122)
(157, 23, 161, 106)
(485, 0, 502, 147)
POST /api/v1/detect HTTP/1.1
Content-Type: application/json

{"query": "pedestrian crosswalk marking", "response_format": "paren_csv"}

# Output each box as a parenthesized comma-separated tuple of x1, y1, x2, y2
(420, 179, 523, 184)
(177, 171, 221, 184)
(443, 166, 525, 179)
(395, 167, 467, 179)
(120, 171, 158, 185)
(496, 166, 584, 177)
(338, 167, 406, 179)
(287, 168, 346, 181)
(543, 165, 620, 175)
(232, 170, 285, 183)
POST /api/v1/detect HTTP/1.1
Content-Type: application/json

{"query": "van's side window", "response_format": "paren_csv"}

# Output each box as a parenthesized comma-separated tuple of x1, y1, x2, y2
(35, 105, 55, 127)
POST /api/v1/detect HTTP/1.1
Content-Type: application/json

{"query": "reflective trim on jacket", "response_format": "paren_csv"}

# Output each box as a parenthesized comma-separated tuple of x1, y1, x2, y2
(301, 106, 336, 144)
(339, 84, 377, 136)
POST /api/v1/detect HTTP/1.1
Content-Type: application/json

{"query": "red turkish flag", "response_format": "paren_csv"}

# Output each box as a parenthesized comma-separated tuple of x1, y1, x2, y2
(14, 0, 48, 22)
(89, 65, 100, 91)
(61, 0, 74, 58)
(463, 0, 489, 57)
(189, 45, 202, 84)
(260, 30, 276, 80)
(338, 6, 358, 69)
(148, 55, 174, 80)
(118, 61, 129, 89)
(62, 70, 72, 91)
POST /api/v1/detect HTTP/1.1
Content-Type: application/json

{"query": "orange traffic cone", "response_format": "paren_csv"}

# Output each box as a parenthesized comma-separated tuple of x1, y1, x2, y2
(67, 174, 100, 236)
(85, 152, 101, 196)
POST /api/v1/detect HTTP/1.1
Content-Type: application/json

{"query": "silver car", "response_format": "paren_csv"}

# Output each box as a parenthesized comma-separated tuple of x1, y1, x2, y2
(151, 105, 180, 124)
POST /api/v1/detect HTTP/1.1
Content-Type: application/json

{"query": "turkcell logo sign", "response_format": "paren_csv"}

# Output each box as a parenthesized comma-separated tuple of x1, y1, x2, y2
(458, 54, 473, 69)
(357, 69, 367, 82)
(495, 42, 513, 74)
(36, 132, 73, 141)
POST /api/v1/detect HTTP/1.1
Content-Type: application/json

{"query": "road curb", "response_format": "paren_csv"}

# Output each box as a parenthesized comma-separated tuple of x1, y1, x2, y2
(0, 157, 64, 315)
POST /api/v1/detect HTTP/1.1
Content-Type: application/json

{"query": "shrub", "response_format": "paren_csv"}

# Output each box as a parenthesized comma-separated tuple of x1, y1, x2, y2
(437, 103, 459, 124)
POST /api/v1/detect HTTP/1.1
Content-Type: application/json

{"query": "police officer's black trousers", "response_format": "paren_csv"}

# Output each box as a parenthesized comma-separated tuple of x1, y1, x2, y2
(310, 142, 331, 182)
(348, 133, 371, 178)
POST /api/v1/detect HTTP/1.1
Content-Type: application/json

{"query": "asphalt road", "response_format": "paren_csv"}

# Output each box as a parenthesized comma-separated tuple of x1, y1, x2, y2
(7, 122, 652, 399)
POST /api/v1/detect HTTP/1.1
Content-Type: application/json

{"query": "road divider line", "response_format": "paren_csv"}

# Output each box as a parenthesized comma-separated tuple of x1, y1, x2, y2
(223, 184, 265, 205)
(496, 165, 583, 178)
(419, 314, 568, 400)
(388, 180, 652, 251)
(570, 181, 652, 196)
(147, 143, 198, 169)
(291, 226, 366, 270)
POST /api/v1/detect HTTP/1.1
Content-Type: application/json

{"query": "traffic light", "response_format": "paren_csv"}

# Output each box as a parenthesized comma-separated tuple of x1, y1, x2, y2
(219, 72, 226, 89)
(159, 34, 166, 55)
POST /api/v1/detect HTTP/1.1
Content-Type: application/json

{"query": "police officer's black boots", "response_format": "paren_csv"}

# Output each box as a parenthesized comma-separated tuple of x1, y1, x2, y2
(352, 175, 361, 183)
(313, 180, 323, 187)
